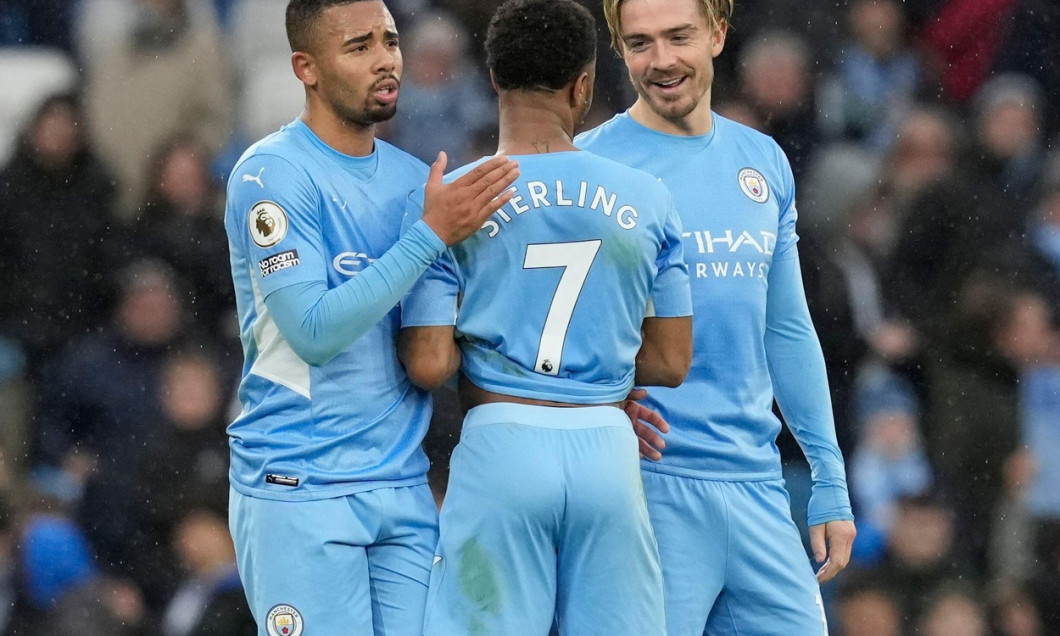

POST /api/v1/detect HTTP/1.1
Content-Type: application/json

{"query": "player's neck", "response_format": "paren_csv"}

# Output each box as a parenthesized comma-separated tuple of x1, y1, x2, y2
(630, 91, 714, 137)
(300, 106, 377, 157)
(495, 94, 579, 156)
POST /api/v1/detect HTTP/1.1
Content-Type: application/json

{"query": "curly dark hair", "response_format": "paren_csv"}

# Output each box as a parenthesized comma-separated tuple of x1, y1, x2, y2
(486, 0, 596, 92)
(286, 0, 371, 53)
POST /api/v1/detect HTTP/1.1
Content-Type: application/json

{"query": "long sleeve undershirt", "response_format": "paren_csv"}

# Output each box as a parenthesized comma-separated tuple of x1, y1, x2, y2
(766, 251, 854, 526)
(264, 220, 445, 367)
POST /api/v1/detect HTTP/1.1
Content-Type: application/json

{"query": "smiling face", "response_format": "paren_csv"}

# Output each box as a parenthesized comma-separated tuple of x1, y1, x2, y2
(299, 0, 403, 129)
(617, 0, 726, 135)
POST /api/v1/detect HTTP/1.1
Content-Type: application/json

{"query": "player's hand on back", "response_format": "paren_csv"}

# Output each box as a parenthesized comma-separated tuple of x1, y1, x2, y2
(623, 388, 670, 461)
(422, 152, 519, 246)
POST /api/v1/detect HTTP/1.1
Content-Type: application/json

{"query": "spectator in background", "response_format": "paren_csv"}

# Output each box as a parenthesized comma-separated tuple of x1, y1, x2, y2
(132, 350, 230, 611)
(885, 77, 1044, 337)
(84, 0, 231, 218)
(389, 11, 493, 164)
(923, 279, 1052, 572)
(0, 93, 115, 371)
(1023, 155, 1060, 314)
(162, 508, 254, 636)
(870, 494, 971, 628)
(835, 574, 902, 636)
(849, 366, 932, 560)
(40, 575, 150, 636)
(124, 135, 236, 348)
(733, 30, 819, 179)
(818, 0, 920, 153)
(33, 260, 187, 584)
(918, 585, 989, 636)
(989, 584, 1043, 636)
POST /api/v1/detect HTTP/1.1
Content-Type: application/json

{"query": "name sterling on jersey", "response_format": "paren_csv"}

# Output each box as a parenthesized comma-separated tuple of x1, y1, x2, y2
(481, 180, 639, 238)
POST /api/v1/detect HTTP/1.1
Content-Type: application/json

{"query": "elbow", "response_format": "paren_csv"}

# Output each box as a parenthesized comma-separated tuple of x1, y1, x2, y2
(290, 342, 339, 368)
(404, 360, 454, 390)
(657, 357, 690, 388)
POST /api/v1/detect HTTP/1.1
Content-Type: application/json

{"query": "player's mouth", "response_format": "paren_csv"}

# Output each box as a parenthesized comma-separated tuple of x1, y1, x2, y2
(649, 76, 687, 94)
(372, 78, 400, 105)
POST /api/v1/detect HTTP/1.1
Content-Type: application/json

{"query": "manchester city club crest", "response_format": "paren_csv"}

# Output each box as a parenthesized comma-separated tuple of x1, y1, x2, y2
(266, 604, 304, 636)
(737, 168, 770, 203)
(248, 200, 289, 248)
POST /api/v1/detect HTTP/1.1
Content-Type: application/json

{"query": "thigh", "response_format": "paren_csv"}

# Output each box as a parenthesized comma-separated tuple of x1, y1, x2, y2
(642, 471, 727, 636)
(557, 426, 665, 636)
(229, 488, 374, 636)
(423, 423, 561, 636)
(705, 481, 827, 636)
(366, 484, 439, 636)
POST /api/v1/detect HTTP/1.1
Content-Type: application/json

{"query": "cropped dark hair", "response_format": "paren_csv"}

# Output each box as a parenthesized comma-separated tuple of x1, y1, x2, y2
(286, 0, 369, 53)
(486, 0, 596, 92)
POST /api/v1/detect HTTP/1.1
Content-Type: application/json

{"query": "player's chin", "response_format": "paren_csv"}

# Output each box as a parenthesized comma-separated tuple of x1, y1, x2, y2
(366, 103, 398, 123)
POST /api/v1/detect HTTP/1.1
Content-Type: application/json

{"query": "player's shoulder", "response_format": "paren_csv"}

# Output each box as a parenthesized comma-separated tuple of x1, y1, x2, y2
(574, 111, 630, 149)
(230, 121, 311, 182)
(714, 113, 789, 167)
(374, 138, 431, 180)
(579, 150, 670, 196)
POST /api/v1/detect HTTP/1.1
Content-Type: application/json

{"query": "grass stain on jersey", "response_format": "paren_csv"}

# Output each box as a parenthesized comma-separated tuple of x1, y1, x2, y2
(458, 538, 503, 636)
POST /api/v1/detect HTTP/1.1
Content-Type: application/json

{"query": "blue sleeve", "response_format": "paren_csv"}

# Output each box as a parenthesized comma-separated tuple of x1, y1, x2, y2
(772, 146, 799, 260)
(227, 154, 329, 297)
(264, 219, 446, 366)
(648, 195, 693, 318)
(765, 249, 854, 526)
(400, 188, 461, 327)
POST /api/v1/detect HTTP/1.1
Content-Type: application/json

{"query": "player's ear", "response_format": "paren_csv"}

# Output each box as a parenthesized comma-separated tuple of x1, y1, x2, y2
(489, 69, 500, 95)
(711, 22, 728, 58)
(570, 65, 594, 114)
(292, 51, 318, 87)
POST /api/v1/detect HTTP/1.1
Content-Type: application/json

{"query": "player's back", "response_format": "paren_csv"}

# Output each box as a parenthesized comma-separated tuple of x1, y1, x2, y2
(411, 151, 687, 405)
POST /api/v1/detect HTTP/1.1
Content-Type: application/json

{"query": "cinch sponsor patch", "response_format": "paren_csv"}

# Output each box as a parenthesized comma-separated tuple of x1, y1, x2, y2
(259, 250, 300, 277)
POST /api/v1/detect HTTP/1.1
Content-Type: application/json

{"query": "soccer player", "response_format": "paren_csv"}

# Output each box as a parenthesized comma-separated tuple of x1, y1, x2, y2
(223, 1, 519, 634)
(576, 0, 858, 634)
(397, 1, 693, 634)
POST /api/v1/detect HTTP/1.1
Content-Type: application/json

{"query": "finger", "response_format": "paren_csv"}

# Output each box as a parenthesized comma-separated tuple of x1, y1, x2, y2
(479, 186, 517, 218)
(428, 151, 447, 187)
(809, 524, 827, 564)
(627, 388, 648, 402)
(828, 528, 855, 571)
(451, 155, 514, 193)
(472, 164, 521, 209)
(815, 560, 839, 584)
(639, 437, 662, 461)
(633, 421, 665, 453)
(632, 403, 669, 434)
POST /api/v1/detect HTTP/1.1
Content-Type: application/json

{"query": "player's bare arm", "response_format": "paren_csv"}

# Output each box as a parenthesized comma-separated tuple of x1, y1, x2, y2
(421, 152, 519, 246)
(399, 325, 459, 390)
(634, 316, 692, 387)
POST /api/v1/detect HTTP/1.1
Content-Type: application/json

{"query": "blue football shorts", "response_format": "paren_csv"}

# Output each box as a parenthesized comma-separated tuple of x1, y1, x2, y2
(641, 471, 828, 636)
(229, 483, 438, 636)
(423, 402, 665, 636)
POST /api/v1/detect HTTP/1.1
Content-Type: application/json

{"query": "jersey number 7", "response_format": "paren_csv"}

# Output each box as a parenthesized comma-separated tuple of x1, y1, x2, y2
(522, 240, 602, 376)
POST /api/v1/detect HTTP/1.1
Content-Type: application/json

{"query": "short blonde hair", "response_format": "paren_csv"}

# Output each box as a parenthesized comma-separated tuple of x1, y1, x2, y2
(602, 0, 734, 52)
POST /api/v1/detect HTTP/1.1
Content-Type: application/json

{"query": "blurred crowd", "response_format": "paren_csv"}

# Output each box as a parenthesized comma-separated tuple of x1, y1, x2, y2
(0, 0, 1057, 634)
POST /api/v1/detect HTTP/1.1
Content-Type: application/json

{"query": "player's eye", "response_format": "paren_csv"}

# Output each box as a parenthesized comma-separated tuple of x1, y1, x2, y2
(626, 40, 648, 52)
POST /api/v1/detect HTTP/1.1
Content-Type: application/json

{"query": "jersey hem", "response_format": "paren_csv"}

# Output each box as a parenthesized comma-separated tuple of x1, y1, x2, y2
(228, 474, 428, 502)
(640, 461, 783, 482)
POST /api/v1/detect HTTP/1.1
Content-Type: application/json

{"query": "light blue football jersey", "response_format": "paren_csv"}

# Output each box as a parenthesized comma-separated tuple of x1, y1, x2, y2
(402, 151, 691, 404)
(577, 112, 801, 480)
(224, 119, 432, 501)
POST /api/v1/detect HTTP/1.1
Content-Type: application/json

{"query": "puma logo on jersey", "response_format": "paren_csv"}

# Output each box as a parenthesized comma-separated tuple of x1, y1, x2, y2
(243, 167, 265, 188)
